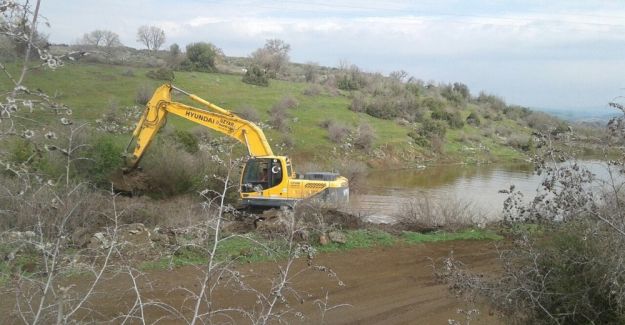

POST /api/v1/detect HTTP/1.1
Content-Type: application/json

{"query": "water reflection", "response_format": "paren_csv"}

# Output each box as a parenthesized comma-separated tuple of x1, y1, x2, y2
(351, 160, 614, 221)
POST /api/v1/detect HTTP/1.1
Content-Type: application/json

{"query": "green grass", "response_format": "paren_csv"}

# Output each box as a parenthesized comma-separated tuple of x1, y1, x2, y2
(401, 229, 503, 244)
(0, 62, 530, 166)
(0, 62, 410, 164)
(316, 229, 397, 253)
(139, 228, 502, 270)
(140, 234, 286, 270)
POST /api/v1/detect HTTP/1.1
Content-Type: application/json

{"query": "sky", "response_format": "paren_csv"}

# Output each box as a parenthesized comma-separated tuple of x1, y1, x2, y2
(39, 0, 625, 112)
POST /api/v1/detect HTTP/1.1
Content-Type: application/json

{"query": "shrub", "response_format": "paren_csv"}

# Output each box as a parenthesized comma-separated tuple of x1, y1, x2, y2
(242, 66, 269, 87)
(7, 138, 35, 164)
(146, 67, 174, 81)
(171, 129, 199, 154)
(399, 195, 484, 232)
(337, 65, 367, 90)
(280, 135, 295, 149)
(440, 83, 467, 105)
(431, 109, 464, 129)
(421, 97, 445, 112)
(235, 106, 261, 123)
(337, 159, 367, 194)
(354, 123, 376, 151)
(506, 134, 532, 151)
(141, 141, 200, 197)
(302, 84, 322, 96)
(349, 94, 367, 113)
(121, 69, 135, 77)
(466, 111, 481, 126)
(83, 135, 124, 185)
(365, 95, 401, 120)
(327, 122, 351, 143)
(135, 85, 152, 105)
(273, 96, 299, 110)
(318, 119, 333, 129)
(268, 106, 289, 131)
(409, 118, 447, 147)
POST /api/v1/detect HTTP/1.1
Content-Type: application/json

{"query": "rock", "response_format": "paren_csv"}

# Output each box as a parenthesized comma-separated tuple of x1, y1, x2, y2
(149, 227, 169, 244)
(328, 231, 347, 244)
(120, 223, 151, 246)
(363, 214, 398, 225)
(295, 229, 309, 242)
(23, 231, 36, 239)
(71, 227, 92, 248)
(7, 230, 37, 241)
(88, 232, 110, 249)
(319, 234, 329, 246)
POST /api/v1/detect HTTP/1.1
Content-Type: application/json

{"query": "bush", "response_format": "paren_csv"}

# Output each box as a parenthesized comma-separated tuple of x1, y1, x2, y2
(421, 97, 445, 112)
(135, 85, 152, 105)
(354, 123, 376, 151)
(273, 96, 299, 110)
(7, 138, 35, 164)
(466, 111, 481, 126)
(409, 118, 447, 147)
(337, 65, 367, 90)
(337, 159, 367, 194)
(146, 67, 174, 81)
(268, 106, 289, 131)
(349, 94, 367, 113)
(365, 95, 401, 120)
(235, 106, 261, 123)
(399, 195, 484, 232)
(318, 119, 333, 129)
(242, 66, 269, 87)
(327, 122, 351, 143)
(506, 134, 534, 152)
(121, 69, 135, 77)
(476, 91, 506, 111)
(83, 135, 124, 185)
(302, 84, 321, 96)
(141, 141, 200, 197)
(181, 42, 221, 72)
(170, 129, 199, 154)
(431, 109, 464, 129)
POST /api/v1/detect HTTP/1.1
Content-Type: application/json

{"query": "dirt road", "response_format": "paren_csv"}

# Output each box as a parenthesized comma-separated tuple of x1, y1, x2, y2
(2, 240, 503, 324)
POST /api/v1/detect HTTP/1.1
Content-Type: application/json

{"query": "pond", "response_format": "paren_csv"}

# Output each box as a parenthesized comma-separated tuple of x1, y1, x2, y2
(349, 160, 614, 222)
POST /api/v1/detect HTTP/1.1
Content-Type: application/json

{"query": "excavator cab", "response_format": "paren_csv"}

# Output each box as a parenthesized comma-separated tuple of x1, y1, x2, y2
(240, 156, 297, 208)
(241, 158, 284, 192)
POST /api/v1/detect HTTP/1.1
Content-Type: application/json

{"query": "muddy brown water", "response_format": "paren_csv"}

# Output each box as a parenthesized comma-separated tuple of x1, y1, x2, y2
(350, 160, 612, 221)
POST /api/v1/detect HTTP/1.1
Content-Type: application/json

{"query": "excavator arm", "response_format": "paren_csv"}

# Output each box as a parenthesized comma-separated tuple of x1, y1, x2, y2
(125, 84, 273, 169)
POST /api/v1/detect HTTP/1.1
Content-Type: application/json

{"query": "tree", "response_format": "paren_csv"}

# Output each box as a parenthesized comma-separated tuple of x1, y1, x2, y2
(0, 1, 49, 58)
(250, 39, 290, 78)
(242, 65, 269, 87)
(180, 42, 222, 72)
(136, 25, 165, 51)
(80, 29, 121, 48)
(169, 43, 180, 57)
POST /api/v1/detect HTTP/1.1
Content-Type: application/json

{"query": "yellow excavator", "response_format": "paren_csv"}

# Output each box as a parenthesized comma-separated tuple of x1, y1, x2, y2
(124, 84, 349, 208)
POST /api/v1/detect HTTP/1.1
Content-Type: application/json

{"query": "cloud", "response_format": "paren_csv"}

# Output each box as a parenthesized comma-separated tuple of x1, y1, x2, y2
(38, 0, 625, 109)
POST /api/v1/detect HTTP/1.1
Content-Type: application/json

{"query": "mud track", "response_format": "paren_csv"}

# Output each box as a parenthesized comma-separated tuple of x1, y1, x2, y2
(2, 240, 503, 324)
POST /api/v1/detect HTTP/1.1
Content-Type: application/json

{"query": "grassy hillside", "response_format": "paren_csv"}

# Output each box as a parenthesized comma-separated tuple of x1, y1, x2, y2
(1, 61, 554, 169)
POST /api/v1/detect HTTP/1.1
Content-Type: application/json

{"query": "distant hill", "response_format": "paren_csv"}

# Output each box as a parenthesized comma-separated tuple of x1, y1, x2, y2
(535, 107, 619, 123)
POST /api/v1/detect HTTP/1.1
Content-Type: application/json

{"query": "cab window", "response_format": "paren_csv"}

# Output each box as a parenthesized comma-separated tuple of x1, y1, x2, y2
(242, 158, 283, 191)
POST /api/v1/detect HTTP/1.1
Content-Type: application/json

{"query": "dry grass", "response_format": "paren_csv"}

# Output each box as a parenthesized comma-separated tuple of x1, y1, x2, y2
(398, 195, 487, 231)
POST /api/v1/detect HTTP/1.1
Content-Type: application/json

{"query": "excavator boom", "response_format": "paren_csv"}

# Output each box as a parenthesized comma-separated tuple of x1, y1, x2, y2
(126, 84, 273, 168)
